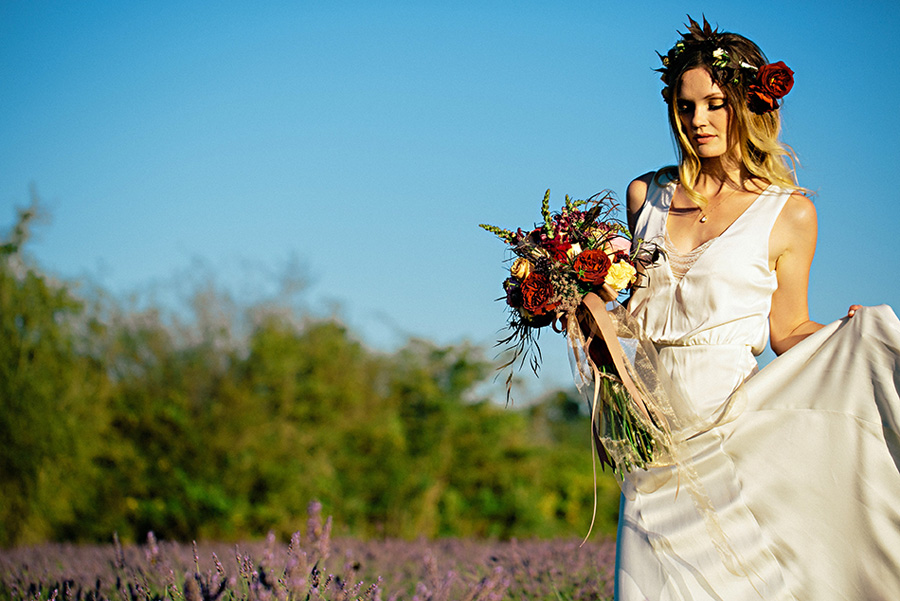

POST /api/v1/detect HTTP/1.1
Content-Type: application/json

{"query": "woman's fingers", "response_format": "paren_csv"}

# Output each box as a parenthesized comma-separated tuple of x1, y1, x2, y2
(599, 283, 618, 303)
(848, 304, 863, 318)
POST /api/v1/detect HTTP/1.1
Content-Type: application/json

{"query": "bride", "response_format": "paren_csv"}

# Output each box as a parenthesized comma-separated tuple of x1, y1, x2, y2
(612, 17, 900, 600)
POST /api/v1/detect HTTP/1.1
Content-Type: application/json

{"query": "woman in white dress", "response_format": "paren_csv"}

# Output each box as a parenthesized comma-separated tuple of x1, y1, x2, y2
(614, 17, 900, 600)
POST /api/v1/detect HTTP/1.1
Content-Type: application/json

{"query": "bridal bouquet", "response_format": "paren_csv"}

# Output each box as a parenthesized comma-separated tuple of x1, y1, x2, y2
(479, 189, 647, 383)
(480, 190, 661, 477)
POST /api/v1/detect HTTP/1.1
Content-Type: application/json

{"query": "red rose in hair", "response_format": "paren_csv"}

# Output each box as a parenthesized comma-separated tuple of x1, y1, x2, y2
(572, 249, 612, 285)
(747, 89, 779, 114)
(747, 61, 793, 114)
(520, 273, 556, 315)
(756, 61, 794, 98)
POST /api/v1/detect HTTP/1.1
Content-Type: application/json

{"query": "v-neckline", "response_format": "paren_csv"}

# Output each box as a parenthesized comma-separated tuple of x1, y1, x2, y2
(663, 181, 774, 255)
(661, 181, 774, 281)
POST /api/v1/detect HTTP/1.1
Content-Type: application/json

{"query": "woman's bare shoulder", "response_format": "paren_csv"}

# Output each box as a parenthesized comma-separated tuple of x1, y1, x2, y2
(626, 171, 657, 218)
(771, 191, 817, 261)
(777, 192, 818, 232)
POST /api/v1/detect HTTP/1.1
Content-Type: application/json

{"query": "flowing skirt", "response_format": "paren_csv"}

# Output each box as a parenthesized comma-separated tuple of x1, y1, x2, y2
(615, 305, 900, 600)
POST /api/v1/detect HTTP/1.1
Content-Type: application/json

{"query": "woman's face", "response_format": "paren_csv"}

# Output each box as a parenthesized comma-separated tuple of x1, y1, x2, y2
(676, 67, 733, 160)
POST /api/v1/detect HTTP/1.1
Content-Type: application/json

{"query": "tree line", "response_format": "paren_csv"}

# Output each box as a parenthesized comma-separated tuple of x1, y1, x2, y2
(0, 203, 621, 546)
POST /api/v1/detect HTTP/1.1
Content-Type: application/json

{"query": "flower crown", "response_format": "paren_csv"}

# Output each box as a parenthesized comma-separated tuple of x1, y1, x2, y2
(657, 16, 794, 115)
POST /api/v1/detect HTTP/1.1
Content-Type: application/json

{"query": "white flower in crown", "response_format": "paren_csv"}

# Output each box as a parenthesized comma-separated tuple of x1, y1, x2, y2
(711, 47, 730, 68)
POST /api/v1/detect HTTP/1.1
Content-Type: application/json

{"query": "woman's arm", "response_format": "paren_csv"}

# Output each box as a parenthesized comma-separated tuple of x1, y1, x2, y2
(768, 192, 823, 355)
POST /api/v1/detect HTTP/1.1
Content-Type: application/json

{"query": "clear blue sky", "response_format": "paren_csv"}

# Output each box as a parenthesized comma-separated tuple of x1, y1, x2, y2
(2, 1, 899, 397)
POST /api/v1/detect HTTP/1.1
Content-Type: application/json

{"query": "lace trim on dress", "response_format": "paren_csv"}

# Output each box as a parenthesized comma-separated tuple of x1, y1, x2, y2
(664, 232, 714, 281)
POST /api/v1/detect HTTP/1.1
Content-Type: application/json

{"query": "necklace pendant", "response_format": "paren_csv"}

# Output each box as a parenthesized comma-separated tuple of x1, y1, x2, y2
(699, 215, 708, 223)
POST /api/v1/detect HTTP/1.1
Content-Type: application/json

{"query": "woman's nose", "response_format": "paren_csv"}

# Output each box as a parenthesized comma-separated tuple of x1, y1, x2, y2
(691, 108, 707, 128)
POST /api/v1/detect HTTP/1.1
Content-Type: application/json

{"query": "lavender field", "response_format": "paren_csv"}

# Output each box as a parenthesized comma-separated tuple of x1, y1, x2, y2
(0, 504, 615, 601)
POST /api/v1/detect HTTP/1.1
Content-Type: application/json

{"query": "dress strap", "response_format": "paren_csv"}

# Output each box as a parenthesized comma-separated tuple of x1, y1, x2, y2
(739, 186, 792, 239)
(631, 173, 673, 245)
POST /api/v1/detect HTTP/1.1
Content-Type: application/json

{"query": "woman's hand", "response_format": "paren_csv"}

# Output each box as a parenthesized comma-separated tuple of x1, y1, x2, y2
(847, 304, 863, 318)
(598, 283, 619, 303)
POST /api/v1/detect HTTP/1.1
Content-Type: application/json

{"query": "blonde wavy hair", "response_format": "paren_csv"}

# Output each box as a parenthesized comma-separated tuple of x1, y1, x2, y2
(657, 24, 806, 206)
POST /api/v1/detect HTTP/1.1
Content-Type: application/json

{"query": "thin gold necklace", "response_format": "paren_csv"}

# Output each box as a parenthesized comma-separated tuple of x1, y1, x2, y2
(698, 182, 742, 223)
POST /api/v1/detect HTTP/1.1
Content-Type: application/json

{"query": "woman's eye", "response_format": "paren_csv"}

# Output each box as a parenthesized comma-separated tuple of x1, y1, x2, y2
(677, 104, 691, 114)
(709, 102, 727, 110)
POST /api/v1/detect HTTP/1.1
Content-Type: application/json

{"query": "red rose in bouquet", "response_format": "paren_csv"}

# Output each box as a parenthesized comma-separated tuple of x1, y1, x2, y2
(543, 236, 572, 262)
(527, 228, 572, 261)
(572, 249, 612, 286)
(520, 273, 556, 315)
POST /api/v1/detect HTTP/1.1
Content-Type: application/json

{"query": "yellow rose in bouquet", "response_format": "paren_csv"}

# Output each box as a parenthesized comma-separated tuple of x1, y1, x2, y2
(510, 257, 532, 280)
(605, 261, 637, 291)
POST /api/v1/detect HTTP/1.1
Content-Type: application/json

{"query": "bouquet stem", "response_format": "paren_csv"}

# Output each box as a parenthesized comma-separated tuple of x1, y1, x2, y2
(595, 370, 657, 478)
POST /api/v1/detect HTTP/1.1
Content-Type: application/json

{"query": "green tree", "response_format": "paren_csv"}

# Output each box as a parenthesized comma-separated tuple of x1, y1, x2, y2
(0, 203, 110, 545)
(0, 201, 619, 544)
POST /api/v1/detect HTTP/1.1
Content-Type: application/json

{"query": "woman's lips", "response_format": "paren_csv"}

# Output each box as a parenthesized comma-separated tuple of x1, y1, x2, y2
(695, 134, 715, 144)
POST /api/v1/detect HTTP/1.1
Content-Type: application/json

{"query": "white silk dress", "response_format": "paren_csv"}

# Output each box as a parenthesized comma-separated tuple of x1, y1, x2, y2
(616, 176, 900, 600)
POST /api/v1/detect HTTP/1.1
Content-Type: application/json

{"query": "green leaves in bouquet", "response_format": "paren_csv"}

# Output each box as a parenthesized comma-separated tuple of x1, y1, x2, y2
(477, 222, 517, 245)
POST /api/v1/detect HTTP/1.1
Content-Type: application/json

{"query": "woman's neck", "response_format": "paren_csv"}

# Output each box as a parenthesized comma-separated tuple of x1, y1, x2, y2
(696, 156, 746, 193)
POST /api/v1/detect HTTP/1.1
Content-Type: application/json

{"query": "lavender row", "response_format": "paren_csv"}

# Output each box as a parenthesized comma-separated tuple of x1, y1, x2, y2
(0, 504, 615, 601)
